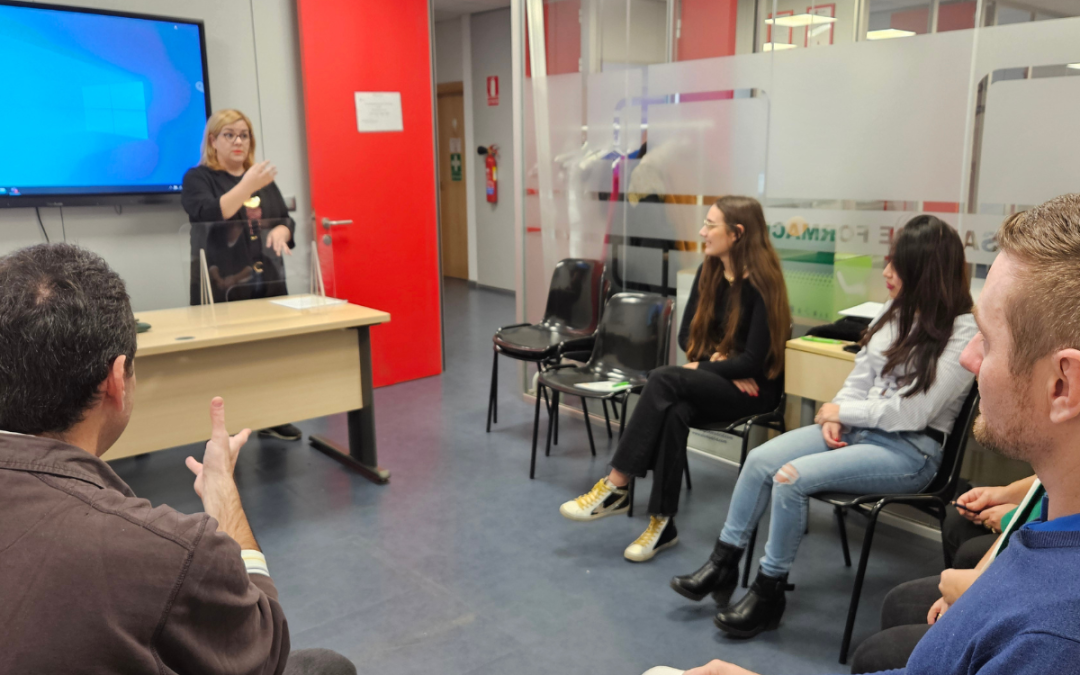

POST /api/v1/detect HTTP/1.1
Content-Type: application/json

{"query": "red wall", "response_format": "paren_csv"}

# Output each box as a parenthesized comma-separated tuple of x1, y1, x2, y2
(678, 0, 738, 61)
(297, 0, 441, 388)
(892, 2, 976, 33)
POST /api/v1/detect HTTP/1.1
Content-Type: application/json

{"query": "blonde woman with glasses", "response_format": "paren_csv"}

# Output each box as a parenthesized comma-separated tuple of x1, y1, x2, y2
(181, 109, 300, 441)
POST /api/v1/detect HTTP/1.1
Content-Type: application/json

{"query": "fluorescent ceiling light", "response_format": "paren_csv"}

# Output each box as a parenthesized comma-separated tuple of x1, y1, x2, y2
(763, 42, 798, 52)
(867, 28, 917, 40)
(1067, 63, 1080, 70)
(765, 13, 837, 28)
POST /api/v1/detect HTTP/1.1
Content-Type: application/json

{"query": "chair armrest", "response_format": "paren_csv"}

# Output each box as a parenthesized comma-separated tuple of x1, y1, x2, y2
(559, 350, 593, 363)
(497, 322, 531, 332)
(842, 493, 946, 509)
(556, 335, 596, 357)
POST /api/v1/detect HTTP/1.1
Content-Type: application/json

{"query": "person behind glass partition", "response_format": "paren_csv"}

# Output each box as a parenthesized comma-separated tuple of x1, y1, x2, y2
(181, 109, 302, 442)
(669, 215, 977, 640)
(559, 196, 792, 563)
(182, 109, 295, 305)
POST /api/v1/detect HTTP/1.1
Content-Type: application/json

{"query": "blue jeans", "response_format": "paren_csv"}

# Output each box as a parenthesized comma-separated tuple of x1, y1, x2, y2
(719, 424, 942, 578)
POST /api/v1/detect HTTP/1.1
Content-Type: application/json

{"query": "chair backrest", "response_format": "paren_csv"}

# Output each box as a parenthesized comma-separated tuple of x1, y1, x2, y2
(583, 292, 674, 380)
(537, 259, 607, 335)
(923, 382, 980, 498)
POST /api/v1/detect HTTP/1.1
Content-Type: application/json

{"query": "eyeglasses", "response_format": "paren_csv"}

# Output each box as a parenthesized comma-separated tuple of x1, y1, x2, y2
(219, 131, 250, 143)
(703, 219, 721, 229)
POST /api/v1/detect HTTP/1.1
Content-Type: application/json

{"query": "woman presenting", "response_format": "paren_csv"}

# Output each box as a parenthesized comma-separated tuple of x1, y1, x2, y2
(182, 109, 295, 305)
(559, 196, 792, 563)
(181, 109, 301, 442)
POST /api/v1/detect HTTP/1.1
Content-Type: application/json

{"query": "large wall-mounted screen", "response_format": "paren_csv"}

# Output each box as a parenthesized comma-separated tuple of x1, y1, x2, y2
(0, 1, 210, 207)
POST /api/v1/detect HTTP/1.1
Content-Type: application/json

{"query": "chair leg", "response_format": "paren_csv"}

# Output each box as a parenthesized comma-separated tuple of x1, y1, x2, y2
(839, 504, 885, 665)
(581, 397, 597, 457)
(628, 476, 636, 518)
(553, 390, 560, 446)
(529, 384, 544, 479)
(486, 349, 498, 432)
(619, 394, 630, 440)
(611, 400, 619, 421)
(737, 429, 752, 476)
(684, 458, 692, 491)
(835, 506, 852, 567)
(544, 390, 558, 459)
(742, 525, 758, 588)
(601, 399, 613, 439)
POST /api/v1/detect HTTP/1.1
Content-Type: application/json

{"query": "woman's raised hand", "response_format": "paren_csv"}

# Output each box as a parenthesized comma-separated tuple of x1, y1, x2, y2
(242, 160, 277, 193)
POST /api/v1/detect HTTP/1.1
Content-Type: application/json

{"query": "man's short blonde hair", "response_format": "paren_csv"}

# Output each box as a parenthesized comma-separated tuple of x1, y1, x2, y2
(199, 109, 256, 171)
(996, 194, 1080, 374)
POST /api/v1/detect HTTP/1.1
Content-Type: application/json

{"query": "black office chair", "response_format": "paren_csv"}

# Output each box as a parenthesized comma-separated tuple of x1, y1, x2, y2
(811, 383, 980, 664)
(687, 391, 788, 583)
(487, 259, 608, 433)
(529, 293, 674, 479)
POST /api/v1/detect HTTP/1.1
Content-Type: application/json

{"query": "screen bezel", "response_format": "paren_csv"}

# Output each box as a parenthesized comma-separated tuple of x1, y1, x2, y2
(0, 0, 211, 208)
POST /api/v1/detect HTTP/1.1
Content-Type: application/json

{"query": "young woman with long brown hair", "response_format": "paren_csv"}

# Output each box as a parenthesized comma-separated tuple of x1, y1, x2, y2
(669, 215, 977, 640)
(559, 196, 792, 563)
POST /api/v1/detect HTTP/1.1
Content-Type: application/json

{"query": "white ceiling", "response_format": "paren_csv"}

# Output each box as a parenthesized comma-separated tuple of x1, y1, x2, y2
(432, 0, 512, 23)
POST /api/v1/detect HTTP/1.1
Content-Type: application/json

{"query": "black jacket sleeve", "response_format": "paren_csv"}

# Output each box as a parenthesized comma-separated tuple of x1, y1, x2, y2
(678, 264, 703, 354)
(698, 286, 772, 380)
(181, 167, 225, 223)
(259, 182, 297, 250)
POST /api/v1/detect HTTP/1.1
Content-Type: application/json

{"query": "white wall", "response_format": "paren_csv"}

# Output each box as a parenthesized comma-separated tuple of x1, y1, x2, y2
(0, 0, 311, 313)
(471, 8, 516, 290)
(435, 18, 464, 84)
(600, 0, 668, 67)
(434, 16, 480, 282)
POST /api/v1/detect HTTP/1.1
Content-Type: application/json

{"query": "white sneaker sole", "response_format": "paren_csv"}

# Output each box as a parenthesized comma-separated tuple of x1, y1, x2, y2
(624, 536, 679, 562)
(560, 501, 630, 521)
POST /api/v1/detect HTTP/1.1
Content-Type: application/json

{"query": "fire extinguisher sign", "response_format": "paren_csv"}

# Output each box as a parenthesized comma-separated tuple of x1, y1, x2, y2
(486, 76, 499, 106)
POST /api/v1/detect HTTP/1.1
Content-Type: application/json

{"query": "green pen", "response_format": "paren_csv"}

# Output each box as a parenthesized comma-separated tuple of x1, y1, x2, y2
(800, 336, 846, 345)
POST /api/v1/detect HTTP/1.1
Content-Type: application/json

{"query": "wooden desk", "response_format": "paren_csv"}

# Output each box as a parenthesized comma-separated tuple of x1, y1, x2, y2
(785, 338, 857, 426)
(105, 298, 393, 483)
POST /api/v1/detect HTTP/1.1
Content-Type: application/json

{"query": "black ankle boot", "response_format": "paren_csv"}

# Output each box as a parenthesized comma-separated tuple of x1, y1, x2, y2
(713, 571, 791, 639)
(669, 540, 744, 604)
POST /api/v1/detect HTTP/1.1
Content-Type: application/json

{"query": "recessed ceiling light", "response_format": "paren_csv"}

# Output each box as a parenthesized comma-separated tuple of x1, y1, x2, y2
(763, 42, 798, 52)
(765, 13, 838, 28)
(867, 28, 917, 40)
(1067, 63, 1080, 70)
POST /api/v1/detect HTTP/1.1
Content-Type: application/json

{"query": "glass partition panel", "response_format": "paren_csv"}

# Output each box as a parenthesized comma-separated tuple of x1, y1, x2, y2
(182, 218, 333, 321)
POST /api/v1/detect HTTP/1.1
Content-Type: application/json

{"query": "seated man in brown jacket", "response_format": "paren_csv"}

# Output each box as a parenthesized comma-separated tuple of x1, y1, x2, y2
(0, 244, 354, 675)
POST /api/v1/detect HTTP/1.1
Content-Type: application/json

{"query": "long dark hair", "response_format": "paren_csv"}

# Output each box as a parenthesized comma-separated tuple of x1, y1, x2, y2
(861, 215, 973, 397)
(687, 196, 791, 379)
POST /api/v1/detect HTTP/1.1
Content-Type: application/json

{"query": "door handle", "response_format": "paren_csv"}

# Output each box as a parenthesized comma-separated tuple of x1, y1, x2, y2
(322, 218, 353, 229)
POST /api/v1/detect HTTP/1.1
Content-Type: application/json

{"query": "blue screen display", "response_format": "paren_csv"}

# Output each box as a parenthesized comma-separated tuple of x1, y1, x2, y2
(0, 3, 208, 198)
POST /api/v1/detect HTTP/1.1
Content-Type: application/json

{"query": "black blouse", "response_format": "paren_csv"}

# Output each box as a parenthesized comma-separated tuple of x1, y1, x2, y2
(678, 264, 779, 384)
(180, 165, 296, 304)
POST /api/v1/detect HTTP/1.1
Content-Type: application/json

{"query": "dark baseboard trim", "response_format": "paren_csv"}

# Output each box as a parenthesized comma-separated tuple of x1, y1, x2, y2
(466, 280, 516, 296)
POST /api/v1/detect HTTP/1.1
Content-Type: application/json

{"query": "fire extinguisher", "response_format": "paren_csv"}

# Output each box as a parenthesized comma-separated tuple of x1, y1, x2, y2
(478, 144, 498, 203)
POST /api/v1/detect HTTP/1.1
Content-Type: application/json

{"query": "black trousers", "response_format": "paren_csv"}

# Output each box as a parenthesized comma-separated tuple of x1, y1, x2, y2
(850, 533, 997, 673)
(609, 365, 777, 516)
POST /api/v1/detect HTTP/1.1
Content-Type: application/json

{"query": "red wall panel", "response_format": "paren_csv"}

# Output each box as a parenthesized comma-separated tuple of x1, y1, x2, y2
(298, 0, 442, 387)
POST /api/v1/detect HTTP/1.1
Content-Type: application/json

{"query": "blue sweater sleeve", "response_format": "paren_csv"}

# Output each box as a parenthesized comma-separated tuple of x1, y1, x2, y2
(973, 632, 1080, 674)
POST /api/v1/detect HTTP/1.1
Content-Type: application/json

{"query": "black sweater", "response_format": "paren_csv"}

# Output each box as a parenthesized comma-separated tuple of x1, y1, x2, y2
(181, 166, 296, 304)
(678, 264, 779, 386)
(181, 165, 295, 231)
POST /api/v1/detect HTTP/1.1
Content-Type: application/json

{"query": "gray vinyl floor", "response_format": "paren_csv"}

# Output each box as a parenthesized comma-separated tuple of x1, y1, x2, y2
(112, 278, 945, 675)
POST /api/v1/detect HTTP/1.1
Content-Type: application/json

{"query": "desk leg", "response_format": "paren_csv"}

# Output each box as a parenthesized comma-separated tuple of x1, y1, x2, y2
(800, 397, 817, 427)
(309, 326, 391, 484)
